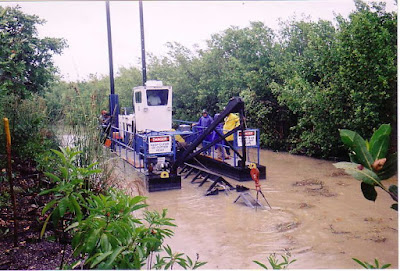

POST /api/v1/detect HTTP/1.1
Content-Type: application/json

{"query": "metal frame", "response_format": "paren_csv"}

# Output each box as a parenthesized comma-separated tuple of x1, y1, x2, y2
(172, 97, 247, 173)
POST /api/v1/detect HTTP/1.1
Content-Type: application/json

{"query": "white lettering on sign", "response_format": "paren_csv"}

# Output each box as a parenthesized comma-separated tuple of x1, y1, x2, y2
(237, 130, 257, 147)
(148, 135, 172, 154)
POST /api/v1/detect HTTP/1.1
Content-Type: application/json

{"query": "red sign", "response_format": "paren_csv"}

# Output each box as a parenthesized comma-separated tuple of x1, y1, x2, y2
(148, 135, 172, 154)
(237, 129, 257, 147)
(150, 136, 170, 143)
(238, 131, 255, 136)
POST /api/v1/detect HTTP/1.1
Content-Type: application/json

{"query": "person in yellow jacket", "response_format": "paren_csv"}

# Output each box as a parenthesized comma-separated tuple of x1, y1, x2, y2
(223, 113, 240, 158)
(171, 128, 187, 149)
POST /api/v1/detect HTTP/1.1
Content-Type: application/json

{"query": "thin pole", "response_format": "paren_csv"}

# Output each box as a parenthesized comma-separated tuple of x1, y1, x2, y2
(105, 0, 115, 95)
(240, 108, 247, 169)
(139, 0, 147, 85)
(3, 118, 18, 247)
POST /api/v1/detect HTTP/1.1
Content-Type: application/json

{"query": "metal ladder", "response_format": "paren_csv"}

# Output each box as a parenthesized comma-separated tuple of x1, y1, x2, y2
(179, 163, 234, 195)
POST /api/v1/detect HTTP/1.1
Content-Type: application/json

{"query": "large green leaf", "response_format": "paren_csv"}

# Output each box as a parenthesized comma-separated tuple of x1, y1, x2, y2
(369, 124, 391, 160)
(38, 187, 58, 196)
(60, 167, 69, 180)
(349, 153, 359, 164)
(339, 129, 374, 170)
(333, 162, 381, 186)
(85, 228, 101, 253)
(107, 234, 120, 248)
(339, 129, 357, 148)
(100, 233, 111, 252)
(378, 153, 397, 180)
(52, 207, 61, 227)
(352, 258, 369, 269)
(58, 197, 70, 217)
(43, 172, 61, 183)
(41, 198, 58, 215)
(104, 246, 125, 269)
(129, 196, 147, 206)
(90, 251, 113, 268)
(69, 194, 83, 221)
(388, 185, 398, 202)
(361, 182, 377, 202)
(51, 149, 67, 165)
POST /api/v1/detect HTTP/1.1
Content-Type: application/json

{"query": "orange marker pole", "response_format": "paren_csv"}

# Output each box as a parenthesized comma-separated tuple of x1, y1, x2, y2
(3, 118, 18, 247)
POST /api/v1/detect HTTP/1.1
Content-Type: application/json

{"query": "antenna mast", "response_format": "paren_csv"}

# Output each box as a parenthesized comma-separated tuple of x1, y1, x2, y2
(105, 0, 115, 94)
(139, 0, 147, 85)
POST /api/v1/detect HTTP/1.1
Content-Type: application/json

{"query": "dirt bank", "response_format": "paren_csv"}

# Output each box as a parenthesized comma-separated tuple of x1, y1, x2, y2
(146, 149, 398, 269)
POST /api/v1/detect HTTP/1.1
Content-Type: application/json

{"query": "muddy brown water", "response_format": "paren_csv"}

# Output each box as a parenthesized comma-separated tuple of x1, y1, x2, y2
(117, 149, 398, 269)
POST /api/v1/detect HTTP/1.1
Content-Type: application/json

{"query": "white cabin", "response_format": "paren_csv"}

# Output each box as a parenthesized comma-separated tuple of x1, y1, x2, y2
(118, 81, 173, 135)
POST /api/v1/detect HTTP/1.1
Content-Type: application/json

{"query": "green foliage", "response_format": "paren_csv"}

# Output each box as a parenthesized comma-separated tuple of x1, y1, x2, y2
(0, 192, 10, 208)
(149, 1, 395, 157)
(0, 6, 66, 98)
(152, 245, 207, 270)
(369, 124, 391, 160)
(241, 88, 293, 150)
(271, 2, 396, 157)
(352, 258, 391, 269)
(34, 148, 60, 173)
(0, 6, 64, 162)
(39, 147, 206, 270)
(66, 190, 148, 269)
(254, 253, 297, 269)
(339, 129, 374, 170)
(115, 67, 143, 108)
(334, 1, 397, 133)
(334, 124, 397, 210)
(43, 68, 142, 125)
(0, 93, 59, 161)
(271, 18, 340, 157)
(46, 81, 112, 179)
(334, 162, 381, 187)
(148, 22, 293, 148)
(66, 190, 205, 269)
(43, 74, 136, 179)
(0, 173, 10, 207)
(40, 147, 101, 237)
(46, 0, 396, 159)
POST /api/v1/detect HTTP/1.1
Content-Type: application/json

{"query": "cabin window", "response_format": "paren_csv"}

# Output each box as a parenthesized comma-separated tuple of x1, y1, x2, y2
(147, 89, 168, 106)
(135, 91, 142, 103)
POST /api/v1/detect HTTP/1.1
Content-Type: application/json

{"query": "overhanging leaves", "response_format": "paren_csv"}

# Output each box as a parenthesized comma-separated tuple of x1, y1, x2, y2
(339, 129, 374, 170)
(378, 152, 397, 180)
(369, 124, 391, 160)
(388, 185, 398, 202)
(333, 162, 381, 186)
(361, 182, 377, 202)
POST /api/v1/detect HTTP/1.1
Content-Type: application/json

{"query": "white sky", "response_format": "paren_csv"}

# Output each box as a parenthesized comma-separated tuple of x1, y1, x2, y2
(0, 0, 397, 81)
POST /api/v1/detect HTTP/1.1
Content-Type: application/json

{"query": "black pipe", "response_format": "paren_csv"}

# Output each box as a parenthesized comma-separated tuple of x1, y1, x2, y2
(172, 97, 245, 173)
(184, 126, 244, 163)
(105, 0, 115, 95)
(139, 0, 147, 85)
(239, 107, 247, 169)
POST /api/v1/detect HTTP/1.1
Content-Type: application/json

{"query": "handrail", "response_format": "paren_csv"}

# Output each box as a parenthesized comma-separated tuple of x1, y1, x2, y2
(107, 125, 176, 171)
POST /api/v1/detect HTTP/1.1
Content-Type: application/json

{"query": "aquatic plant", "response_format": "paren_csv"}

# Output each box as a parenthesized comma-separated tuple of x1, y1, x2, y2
(152, 245, 207, 270)
(352, 258, 391, 269)
(254, 252, 297, 269)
